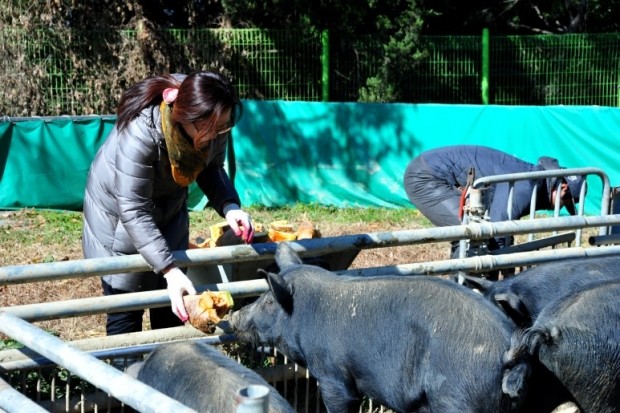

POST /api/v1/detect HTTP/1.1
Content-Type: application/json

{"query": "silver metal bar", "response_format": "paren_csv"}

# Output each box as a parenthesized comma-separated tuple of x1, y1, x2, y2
(341, 245, 620, 276)
(475, 167, 611, 241)
(507, 182, 515, 221)
(0, 329, 236, 370)
(0, 279, 267, 322)
(235, 385, 270, 413)
(4, 242, 620, 325)
(473, 167, 611, 216)
(488, 232, 575, 255)
(588, 234, 620, 246)
(551, 178, 564, 236)
(0, 312, 198, 413)
(527, 183, 540, 242)
(0, 376, 48, 413)
(3, 214, 620, 285)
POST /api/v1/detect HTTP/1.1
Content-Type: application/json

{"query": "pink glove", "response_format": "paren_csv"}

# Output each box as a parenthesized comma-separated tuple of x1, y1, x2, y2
(224, 204, 255, 243)
(163, 267, 197, 322)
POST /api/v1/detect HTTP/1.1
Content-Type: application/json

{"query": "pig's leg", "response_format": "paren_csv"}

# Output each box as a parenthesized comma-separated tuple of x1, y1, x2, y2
(318, 378, 362, 413)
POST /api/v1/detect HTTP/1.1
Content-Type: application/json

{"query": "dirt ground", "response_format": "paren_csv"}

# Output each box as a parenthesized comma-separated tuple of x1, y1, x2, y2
(1, 216, 446, 342)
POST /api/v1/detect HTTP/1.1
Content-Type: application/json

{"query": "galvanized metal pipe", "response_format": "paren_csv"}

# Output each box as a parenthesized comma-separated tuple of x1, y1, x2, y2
(2, 326, 217, 360)
(527, 183, 540, 241)
(0, 376, 48, 413)
(2, 214, 620, 285)
(488, 232, 575, 255)
(0, 312, 198, 413)
(473, 167, 611, 242)
(3, 245, 620, 398)
(235, 385, 270, 413)
(0, 279, 267, 322)
(0, 329, 237, 371)
(588, 234, 620, 246)
(473, 167, 611, 217)
(4, 244, 620, 324)
(342, 245, 620, 277)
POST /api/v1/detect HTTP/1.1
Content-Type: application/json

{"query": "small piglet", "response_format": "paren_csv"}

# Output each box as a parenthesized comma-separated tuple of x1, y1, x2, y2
(125, 341, 295, 413)
(231, 242, 530, 413)
(504, 279, 620, 413)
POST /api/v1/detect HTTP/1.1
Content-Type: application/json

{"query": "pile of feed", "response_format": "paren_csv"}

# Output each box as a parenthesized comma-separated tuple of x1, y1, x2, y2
(189, 220, 320, 248)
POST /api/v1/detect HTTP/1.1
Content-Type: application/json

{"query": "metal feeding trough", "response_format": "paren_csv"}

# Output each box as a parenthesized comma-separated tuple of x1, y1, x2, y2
(186, 224, 362, 286)
(187, 249, 360, 285)
(187, 248, 361, 285)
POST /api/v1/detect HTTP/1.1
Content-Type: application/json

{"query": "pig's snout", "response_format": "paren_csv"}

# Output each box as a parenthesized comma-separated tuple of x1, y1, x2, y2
(228, 309, 261, 346)
(228, 309, 247, 333)
(229, 310, 240, 329)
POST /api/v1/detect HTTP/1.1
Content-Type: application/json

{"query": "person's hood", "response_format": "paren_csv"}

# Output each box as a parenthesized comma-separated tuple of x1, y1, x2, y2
(537, 156, 585, 215)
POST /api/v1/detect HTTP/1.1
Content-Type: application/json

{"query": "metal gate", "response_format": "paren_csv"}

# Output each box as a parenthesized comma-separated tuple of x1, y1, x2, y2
(1, 168, 620, 412)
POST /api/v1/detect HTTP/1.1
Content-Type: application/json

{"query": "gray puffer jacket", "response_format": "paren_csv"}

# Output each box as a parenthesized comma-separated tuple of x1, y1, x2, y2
(82, 102, 240, 290)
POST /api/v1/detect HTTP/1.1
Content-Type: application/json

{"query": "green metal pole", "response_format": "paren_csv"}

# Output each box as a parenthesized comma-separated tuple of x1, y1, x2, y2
(321, 30, 330, 102)
(481, 28, 490, 104)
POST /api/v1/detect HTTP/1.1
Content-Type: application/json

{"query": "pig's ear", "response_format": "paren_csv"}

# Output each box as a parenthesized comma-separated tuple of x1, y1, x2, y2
(494, 293, 530, 326)
(264, 270, 294, 314)
(275, 242, 303, 270)
(461, 275, 493, 292)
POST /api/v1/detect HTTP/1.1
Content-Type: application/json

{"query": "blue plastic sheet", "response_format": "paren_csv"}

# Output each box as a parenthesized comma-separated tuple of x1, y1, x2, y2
(1, 103, 619, 214)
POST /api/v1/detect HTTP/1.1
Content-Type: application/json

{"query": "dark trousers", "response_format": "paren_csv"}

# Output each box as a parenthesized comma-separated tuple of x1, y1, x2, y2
(403, 156, 463, 228)
(101, 279, 183, 335)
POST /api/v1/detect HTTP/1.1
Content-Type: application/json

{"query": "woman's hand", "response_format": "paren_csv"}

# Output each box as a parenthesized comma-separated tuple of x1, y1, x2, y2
(163, 267, 197, 322)
(224, 204, 255, 243)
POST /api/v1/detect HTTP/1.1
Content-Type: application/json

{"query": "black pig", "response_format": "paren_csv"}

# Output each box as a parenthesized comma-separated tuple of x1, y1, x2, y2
(463, 255, 620, 327)
(504, 279, 620, 413)
(125, 341, 295, 413)
(231, 242, 530, 413)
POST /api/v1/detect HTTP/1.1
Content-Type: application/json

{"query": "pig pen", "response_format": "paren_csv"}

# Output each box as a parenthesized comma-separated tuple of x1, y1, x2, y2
(1, 168, 620, 413)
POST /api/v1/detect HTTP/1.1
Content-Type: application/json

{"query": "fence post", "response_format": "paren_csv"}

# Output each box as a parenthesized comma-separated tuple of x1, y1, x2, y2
(235, 385, 270, 413)
(481, 28, 490, 104)
(321, 30, 330, 102)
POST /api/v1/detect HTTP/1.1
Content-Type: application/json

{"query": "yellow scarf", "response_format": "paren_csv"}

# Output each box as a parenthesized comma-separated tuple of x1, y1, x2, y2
(160, 101, 204, 187)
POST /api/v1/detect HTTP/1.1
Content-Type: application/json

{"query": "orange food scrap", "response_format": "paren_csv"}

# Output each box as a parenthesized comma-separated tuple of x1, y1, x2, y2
(183, 291, 234, 333)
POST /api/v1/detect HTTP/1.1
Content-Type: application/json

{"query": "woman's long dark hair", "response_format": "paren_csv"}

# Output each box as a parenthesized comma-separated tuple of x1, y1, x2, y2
(115, 71, 243, 143)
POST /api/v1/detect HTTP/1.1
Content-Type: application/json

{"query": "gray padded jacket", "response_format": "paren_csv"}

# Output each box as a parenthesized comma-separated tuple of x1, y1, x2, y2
(82, 99, 240, 290)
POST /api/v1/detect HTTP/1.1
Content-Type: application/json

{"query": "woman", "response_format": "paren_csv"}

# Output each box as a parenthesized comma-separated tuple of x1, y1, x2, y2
(82, 71, 254, 335)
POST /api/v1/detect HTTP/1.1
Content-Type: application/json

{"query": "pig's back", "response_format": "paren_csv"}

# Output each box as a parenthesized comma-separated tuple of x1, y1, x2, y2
(519, 280, 620, 413)
(486, 255, 620, 320)
(133, 341, 295, 413)
(326, 275, 515, 337)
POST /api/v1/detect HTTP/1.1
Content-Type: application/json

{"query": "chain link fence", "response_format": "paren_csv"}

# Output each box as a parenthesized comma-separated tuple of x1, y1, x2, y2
(1, 29, 619, 116)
